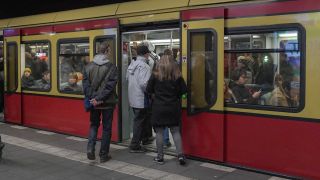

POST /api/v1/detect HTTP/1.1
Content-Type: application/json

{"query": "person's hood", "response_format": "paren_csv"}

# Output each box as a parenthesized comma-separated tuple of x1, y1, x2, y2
(127, 56, 146, 75)
(93, 54, 110, 65)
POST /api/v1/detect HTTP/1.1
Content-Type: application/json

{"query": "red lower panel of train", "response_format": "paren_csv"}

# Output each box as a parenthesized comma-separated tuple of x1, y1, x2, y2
(225, 113, 320, 179)
(4, 93, 21, 124)
(181, 111, 224, 161)
(181, 109, 320, 179)
(4, 93, 119, 142)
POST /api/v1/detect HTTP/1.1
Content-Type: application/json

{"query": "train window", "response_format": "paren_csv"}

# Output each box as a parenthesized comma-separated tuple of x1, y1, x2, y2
(94, 37, 115, 64)
(224, 26, 304, 112)
(188, 30, 217, 113)
(58, 39, 89, 94)
(6, 42, 18, 92)
(22, 42, 50, 91)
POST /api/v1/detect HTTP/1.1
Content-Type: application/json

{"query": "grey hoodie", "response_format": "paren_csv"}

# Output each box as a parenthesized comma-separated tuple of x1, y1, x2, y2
(127, 56, 151, 108)
(93, 54, 110, 65)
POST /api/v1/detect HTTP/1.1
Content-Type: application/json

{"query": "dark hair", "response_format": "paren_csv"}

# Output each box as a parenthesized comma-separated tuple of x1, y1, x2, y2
(137, 44, 150, 56)
(232, 68, 247, 81)
(99, 42, 110, 54)
(163, 49, 173, 56)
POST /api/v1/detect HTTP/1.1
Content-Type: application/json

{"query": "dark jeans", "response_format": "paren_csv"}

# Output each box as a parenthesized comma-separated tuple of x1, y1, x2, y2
(130, 108, 148, 149)
(87, 108, 114, 157)
(142, 107, 152, 142)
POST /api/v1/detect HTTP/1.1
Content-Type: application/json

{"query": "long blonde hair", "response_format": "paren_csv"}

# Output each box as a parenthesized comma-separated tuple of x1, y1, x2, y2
(154, 55, 181, 81)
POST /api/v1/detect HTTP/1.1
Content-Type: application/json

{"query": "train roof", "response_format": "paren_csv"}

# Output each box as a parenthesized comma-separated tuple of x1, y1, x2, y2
(0, 0, 247, 28)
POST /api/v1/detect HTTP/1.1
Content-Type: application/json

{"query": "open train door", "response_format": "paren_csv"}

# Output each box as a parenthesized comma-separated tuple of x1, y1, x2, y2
(3, 29, 22, 124)
(181, 8, 225, 161)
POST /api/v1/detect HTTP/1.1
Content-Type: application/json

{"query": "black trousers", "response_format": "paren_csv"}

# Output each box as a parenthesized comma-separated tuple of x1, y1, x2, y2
(130, 108, 148, 149)
(142, 107, 152, 142)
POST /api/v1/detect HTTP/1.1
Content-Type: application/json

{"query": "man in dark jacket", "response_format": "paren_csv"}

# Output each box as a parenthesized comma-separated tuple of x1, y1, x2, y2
(82, 43, 118, 163)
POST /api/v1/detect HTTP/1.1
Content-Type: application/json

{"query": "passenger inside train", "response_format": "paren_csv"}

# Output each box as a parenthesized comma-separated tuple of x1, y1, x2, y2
(224, 30, 300, 108)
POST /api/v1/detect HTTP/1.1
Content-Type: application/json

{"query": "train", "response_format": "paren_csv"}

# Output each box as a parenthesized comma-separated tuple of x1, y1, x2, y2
(1, 0, 320, 179)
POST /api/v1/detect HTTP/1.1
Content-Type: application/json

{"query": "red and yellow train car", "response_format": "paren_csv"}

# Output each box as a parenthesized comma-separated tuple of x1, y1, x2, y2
(1, 0, 320, 179)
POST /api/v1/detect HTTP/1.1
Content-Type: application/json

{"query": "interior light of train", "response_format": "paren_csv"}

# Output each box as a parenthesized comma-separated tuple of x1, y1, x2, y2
(278, 32, 297, 38)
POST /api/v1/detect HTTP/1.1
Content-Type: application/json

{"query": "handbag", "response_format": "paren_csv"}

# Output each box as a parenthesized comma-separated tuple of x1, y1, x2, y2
(84, 97, 94, 112)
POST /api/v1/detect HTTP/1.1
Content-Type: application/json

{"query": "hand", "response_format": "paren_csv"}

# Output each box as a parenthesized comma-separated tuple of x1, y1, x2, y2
(90, 99, 98, 106)
(252, 90, 261, 99)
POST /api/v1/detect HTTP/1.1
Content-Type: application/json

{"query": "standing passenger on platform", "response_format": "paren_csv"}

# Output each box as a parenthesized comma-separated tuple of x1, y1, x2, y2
(83, 43, 118, 163)
(147, 55, 187, 165)
(127, 43, 151, 153)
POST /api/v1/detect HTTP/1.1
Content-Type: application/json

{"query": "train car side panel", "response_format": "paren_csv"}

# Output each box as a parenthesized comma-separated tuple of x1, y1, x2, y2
(225, 114, 320, 179)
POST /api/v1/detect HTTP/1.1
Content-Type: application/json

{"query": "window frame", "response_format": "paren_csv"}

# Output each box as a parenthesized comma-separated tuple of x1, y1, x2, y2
(6, 42, 18, 93)
(22, 40, 52, 92)
(93, 35, 116, 65)
(57, 37, 89, 95)
(187, 28, 218, 115)
(224, 23, 306, 113)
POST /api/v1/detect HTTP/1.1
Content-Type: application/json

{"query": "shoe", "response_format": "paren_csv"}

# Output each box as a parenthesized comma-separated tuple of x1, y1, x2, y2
(100, 155, 111, 163)
(178, 155, 186, 165)
(87, 152, 95, 160)
(153, 156, 164, 165)
(130, 146, 147, 153)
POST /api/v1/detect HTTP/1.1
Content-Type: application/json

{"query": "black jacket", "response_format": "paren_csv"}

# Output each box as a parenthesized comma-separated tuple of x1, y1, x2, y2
(146, 75, 187, 127)
(83, 55, 118, 109)
(232, 83, 257, 104)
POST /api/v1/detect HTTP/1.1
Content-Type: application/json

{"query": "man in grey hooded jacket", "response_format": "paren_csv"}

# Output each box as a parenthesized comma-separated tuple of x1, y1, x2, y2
(127, 43, 151, 152)
(83, 42, 118, 163)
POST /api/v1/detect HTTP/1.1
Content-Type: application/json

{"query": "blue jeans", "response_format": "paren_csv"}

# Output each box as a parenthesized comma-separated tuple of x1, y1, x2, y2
(87, 108, 114, 157)
(163, 127, 170, 145)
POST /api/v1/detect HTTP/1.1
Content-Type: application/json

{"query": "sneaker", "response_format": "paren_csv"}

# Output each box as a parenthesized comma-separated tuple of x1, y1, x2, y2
(130, 146, 147, 153)
(87, 152, 95, 160)
(178, 155, 186, 165)
(100, 155, 111, 163)
(153, 156, 164, 165)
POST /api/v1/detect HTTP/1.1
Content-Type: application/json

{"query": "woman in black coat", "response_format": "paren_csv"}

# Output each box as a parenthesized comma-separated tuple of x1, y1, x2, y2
(146, 55, 187, 165)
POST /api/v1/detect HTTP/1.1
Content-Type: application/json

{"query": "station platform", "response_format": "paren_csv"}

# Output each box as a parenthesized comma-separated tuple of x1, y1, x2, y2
(0, 121, 292, 180)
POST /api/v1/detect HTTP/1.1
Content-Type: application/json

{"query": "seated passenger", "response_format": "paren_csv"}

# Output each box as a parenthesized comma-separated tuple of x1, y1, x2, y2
(62, 72, 82, 92)
(22, 68, 35, 88)
(231, 68, 261, 104)
(237, 55, 253, 84)
(267, 74, 289, 107)
(35, 71, 50, 90)
(224, 80, 237, 103)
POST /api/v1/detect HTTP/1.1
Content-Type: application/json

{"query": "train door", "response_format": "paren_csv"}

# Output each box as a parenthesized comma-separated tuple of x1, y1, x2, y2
(121, 28, 180, 149)
(181, 8, 225, 161)
(91, 27, 120, 142)
(3, 29, 21, 124)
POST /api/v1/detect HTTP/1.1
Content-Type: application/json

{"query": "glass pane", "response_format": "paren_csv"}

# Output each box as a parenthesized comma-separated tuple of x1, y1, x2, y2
(189, 31, 216, 112)
(58, 40, 88, 94)
(95, 38, 115, 64)
(224, 30, 299, 50)
(224, 52, 300, 108)
(23, 42, 50, 91)
(60, 42, 89, 54)
(7, 43, 17, 92)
